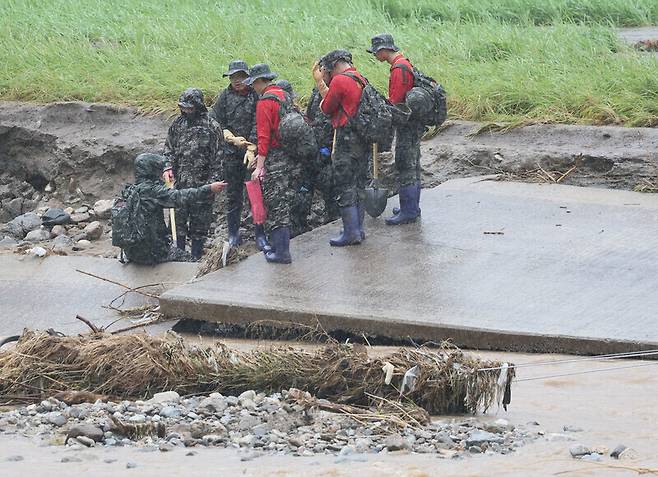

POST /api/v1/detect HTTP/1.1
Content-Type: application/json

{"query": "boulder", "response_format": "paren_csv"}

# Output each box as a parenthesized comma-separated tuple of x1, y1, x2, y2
(4, 212, 42, 239)
(2, 197, 37, 219)
(83, 221, 104, 241)
(41, 208, 71, 226)
(93, 199, 113, 220)
(25, 228, 52, 243)
(0, 236, 18, 248)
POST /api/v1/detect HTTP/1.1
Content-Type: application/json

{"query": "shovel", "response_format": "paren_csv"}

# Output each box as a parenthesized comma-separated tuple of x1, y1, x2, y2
(164, 177, 177, 243)
(364, 142, 388, 218)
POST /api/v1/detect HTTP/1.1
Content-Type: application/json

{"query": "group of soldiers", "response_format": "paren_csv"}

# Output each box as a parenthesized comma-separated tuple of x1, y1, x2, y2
(121, 33, 425, 266)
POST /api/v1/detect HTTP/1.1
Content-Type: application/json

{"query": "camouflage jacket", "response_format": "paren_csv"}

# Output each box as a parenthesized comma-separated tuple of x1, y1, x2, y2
(210, 86, 258, 156)
(123, 180, 212, 265)
(163, 112, 223, 188)
(306, 88, 334, 149)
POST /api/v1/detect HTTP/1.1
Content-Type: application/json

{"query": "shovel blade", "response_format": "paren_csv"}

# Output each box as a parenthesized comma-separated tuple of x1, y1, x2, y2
(364, 186, 388, 217)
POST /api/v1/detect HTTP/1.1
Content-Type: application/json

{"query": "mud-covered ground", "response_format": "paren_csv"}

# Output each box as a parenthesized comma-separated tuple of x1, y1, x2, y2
(1, 101, 657, 261)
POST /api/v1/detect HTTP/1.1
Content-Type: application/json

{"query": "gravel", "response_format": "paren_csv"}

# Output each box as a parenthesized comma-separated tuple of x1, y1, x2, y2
(0, 390, 539, 459)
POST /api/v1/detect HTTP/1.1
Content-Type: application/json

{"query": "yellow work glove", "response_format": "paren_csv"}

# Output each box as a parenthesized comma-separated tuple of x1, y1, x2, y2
(223, 129, 235, 142)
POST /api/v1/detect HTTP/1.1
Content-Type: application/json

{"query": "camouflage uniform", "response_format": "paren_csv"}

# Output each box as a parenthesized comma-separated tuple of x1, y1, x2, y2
(210, 86, 258, 222)
(262, 148, 293, 231)
(395, 121, 424, 187)
(163, 88, 223, 242)
(289, 88, 338, 232)
(122, 154, 213, 265)
(332, 124, 368, 208)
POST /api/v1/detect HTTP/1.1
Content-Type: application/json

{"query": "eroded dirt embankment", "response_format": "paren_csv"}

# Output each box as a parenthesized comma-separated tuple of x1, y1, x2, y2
(1, 101, 657, 226)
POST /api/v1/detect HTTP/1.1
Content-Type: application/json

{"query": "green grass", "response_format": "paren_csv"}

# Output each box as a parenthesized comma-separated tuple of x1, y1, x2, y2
(1, 0, 657, 126)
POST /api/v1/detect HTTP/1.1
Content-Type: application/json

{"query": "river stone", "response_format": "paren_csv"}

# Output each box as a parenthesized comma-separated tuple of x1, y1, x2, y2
(0, 236, 18, 248)
(466, 431, 504, 447)
(383, 434, 411, 451)
(4, 212, 41, 239)
(47, 412, 67, 427)
(570, 444, 592, 458)
(149, 391, 180, 404)
(41, 208, 70, 226)
(83, 221, 104, 240)
(70, 212, 90, 223)
(25, 228, 51, 242)
(51, 225, 66, 236)
(67, 423, 105, 442)
(93, 199, 113, 219)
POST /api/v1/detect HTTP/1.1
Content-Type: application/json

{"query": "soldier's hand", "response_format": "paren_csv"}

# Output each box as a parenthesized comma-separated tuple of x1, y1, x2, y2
(312, 61, 324, 83)
(251, 155, 266, 180)
(163, 168, 174, 184)
(210, 181, 227, 193)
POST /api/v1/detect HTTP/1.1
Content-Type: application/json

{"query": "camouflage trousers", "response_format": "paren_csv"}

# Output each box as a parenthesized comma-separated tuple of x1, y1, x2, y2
(290, 153, 338, 234)
(223, 152, 248, 216)
(175, 182, 214, 241)
(394, 121, 424, 187)
(262, 148, 294, 232)
(332, 126, 368, 208)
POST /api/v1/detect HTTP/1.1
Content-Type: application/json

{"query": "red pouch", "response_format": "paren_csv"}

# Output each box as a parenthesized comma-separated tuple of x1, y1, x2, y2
(245, 179, 267, 225)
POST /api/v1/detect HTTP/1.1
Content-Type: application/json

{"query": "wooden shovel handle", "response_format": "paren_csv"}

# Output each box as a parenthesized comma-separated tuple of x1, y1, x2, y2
(372, 143, 379, 179)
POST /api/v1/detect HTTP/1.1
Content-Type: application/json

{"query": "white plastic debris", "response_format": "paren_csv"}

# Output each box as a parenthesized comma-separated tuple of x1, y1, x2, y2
(381, 362, 394, 385)
(28, 246, 48, 257)
(496, 362, 510, 404)
(221, 241, 231, 267)
(400, 365, 419, 396)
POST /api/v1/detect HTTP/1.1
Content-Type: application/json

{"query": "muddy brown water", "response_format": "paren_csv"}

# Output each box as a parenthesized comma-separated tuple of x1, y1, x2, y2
(1, 340, 657, 476)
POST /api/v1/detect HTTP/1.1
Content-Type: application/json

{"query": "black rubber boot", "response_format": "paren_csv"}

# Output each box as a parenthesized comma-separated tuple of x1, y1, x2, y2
(227, 208, 241, 248)
(330, 206, 362, 247)
(265, 227, 292, 264)
(385, 185, 418, 225)
(254, 224, 272, 253)
(190, 239, 204, 261)
(176, 234, 186, 251)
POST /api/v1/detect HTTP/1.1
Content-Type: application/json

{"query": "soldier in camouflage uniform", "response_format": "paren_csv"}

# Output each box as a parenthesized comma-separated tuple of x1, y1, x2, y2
(245, 64, 294, 264)
(122, 153, 226, 265)
(210, 60, 268, 250)
(312, 50, 368, 246)
(163, 88, 223, 260)
(368, 33, 423, 225)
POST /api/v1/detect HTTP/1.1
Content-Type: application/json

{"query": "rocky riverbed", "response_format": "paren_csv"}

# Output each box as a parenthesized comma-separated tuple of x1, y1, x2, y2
(0, 390, 539, 461)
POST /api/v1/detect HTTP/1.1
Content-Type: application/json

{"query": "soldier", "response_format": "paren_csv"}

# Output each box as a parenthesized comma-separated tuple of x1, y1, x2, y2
(210, 60, 269, 251)
(311, 50, 367, 246)
(245, 64, 294, 264)
(368, 33, 422, 225)
(119, 153, 225, 265)
(162, 87, 223, 260)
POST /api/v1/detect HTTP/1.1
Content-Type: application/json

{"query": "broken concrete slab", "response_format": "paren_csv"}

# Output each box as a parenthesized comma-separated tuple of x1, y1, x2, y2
(160, 178, 658, 354)
(0, 255, 197, 336)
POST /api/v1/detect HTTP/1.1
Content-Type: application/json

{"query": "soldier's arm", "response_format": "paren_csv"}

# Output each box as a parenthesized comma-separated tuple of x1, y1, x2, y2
(210, 90, 227, 125)
(163, 123, 177, 171)
(247, 92, 258, 144)
(153, 184, 214, 209)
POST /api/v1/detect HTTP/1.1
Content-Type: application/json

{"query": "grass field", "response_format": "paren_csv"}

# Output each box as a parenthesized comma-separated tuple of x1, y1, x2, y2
(1, 0, 657, 126)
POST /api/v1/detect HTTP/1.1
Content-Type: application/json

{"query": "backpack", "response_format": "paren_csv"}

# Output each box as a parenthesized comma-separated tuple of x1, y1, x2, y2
(261, 92, 317, 161)
(111, 184, 146, 249)
(339, 72, 393, 145)
(392, 63, 447, 127)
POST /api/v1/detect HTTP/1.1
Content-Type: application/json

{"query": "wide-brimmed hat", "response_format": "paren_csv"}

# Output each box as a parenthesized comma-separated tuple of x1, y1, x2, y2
(243, 64, 278, 86)
(366, 33, 400, 54)
(319, 49, 353, 70)
(223, 60, 249, 77)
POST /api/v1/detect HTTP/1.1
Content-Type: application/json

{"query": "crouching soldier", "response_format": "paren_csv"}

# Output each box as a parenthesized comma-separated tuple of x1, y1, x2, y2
(163, 87, 223, 260)
(245, 64, 294, 264)
(210, 60, 268, 251)
(312, 49, 367, 246)
(113, 153, 226, 265)
(368, 33, 422, 224)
